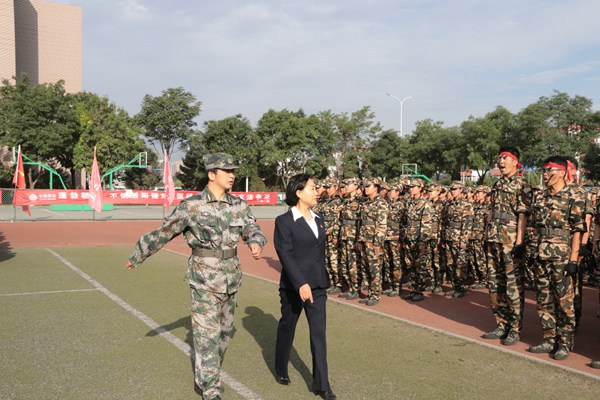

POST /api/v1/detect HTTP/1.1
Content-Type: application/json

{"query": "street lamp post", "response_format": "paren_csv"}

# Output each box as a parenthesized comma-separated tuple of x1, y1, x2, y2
(386, 93, 413, 136)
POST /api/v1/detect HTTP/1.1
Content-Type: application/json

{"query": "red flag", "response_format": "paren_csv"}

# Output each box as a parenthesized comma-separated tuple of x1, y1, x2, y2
(12, 146, 31, 215)
(88, 147, 103, 212)
(163, 148, 175, 210)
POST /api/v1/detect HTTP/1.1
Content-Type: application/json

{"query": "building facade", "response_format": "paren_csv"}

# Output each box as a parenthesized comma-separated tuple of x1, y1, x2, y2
(0, 0, 82, 93)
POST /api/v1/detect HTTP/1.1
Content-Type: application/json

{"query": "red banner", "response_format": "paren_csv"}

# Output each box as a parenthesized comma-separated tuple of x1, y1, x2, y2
(12, 190, 279, 206)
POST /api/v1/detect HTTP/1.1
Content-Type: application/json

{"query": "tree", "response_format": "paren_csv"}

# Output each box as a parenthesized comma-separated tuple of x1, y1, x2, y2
(72, 92, 146, 188)
(255, 109, 321, 188)
(135, 87, 201, 157)
(0, 74, 79, 188)
(460, 115, 502, 184)
(178, 115, 261, 191)
(122, 149, 161, 190)
(367, 130, 409, 179)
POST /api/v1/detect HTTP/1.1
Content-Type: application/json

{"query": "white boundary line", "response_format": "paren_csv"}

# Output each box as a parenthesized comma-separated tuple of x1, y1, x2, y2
(0, 288, 99, 296)
(164, 247, 600, 382)
(45, 248, 262, 400)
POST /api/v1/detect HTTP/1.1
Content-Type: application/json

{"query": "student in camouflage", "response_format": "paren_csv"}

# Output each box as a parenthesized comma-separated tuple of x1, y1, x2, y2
(482, 146, 531, 346)
(423, 183, 443, 293)
(593, 189, 600, 369)
(402, 179, 435, 302)
(383, 181, 405, 296)
(467, 186, 490, 290)
(126, 153, 267, 400)
(338, 178, 362, 300)
(356, 177, 389, 306)
(320, 178, 344, 294)
(443, 181, 474, 298)
(527, 156, 585, 360)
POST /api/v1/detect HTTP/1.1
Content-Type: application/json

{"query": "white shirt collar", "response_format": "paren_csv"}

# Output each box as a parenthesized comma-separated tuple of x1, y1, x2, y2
(291, 206, 320, 221)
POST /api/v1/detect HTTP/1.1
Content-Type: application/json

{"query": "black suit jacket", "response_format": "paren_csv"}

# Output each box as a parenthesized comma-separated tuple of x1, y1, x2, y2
(274, 210, 328, 291)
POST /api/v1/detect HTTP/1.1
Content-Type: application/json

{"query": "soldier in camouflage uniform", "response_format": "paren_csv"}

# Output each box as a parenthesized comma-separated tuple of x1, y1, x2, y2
(442, 181, 474, 298)
(527, 156, 586, 360)
(467, 186, 490, 290)
(402, 179, 435, 302)
(482, 146, 531, 346)
(423, 183, 443, 293)
(564, 157, 595, 328)
(356, 177, 388, 306)
(127, 153, 267, 400)
(593, 189, 600, 369)
(320, 178, 344, 294)
(383, 181, 405, 296)
(524, 186, 543, 291)
(338, 178, 362, 300)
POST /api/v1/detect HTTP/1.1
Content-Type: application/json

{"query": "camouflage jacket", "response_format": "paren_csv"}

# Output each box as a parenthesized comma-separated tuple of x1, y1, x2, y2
(314, 193, 329, 214)
(532, 185, 586, 261)
(358, 195, 388, 247)
(386, 198, 405, 241)
(443, 198, 474, 242)
(128, 187, 267, 294)
(322, 195, 343, 241)
(339, 194, 362, 241)
(404, 196, 434, 242)
(486, 174, 531, 244)
(429, 199, 444, 241)
(471, 200, 490, 241)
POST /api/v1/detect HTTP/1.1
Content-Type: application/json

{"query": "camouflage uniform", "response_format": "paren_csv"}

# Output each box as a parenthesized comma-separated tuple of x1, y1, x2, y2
(338, 178, 362, 298)
(532, 185, 586, 350)
(128, 153, 267, 400)
(357, 178, 389, 303)
(384, 182, 405, 294)
(404, 181, 435, 298)
(467, 187, 491, 288)
(443, 183, 474, 295)
(485, 174, 531, 336)
(569, 183, 594, 326)
(321, 180, 344, 291)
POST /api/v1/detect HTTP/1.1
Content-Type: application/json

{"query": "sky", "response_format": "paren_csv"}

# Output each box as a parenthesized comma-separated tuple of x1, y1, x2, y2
(60, 0, 600, 145)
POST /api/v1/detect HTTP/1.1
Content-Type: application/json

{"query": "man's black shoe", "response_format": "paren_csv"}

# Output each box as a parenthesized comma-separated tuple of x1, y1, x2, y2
(275, 376, 290, 385)
(314, 390, 338, 399)
(403, 291, 416, 300)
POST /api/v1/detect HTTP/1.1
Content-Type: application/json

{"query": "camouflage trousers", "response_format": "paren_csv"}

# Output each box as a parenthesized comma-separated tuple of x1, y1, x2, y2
(190, 287, 237, 400)
(445, 241, 469, 292)
(466, 239, 487, 284)
(360, 241, 384, 300)
(524, 242, 538, 288)
(383, 240, 402, 290)
(405, 240, 432, 292)
(325, 238, 341, 288)
(534, 259, 576, 346)
(430, 241, 443, 287)
(339, 239, 360, 291)
(485, 242, 525, 332)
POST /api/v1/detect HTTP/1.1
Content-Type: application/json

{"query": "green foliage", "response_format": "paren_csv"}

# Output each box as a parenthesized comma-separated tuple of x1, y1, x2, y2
(72, 92, 146, 181)
(367, 130, 409, 179)
(0, 74, 79, 188)
(122, 149, 161, 190)
(135, 87, 201, 157)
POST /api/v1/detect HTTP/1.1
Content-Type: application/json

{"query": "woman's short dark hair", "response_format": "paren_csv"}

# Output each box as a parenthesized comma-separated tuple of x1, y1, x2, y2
(285, 173, 313, 207)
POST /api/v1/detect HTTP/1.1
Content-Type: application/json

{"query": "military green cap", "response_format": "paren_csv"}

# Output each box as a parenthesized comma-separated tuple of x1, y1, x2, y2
(475, 185, 490, 193)
(203, 152, 239, 171)
(342, 177, 360, 186)
(405, 178, 424, 188)
(424, 183, 441, 192)
(379, 180, 389, 190)
(362, 177, 381, 187)
(322, 177, 338, 187)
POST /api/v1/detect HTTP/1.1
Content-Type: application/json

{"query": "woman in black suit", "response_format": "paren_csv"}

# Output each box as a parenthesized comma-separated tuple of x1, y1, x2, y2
(273, 173, 337, 400)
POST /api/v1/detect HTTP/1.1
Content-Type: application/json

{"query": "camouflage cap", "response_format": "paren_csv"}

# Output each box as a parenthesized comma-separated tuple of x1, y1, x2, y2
(379, 180, 390, 190)
(342, 177, 360, 186)
(203, 152, 239, 171)
(322, 177, 339, 188)
(362, 177, 381, 187)
(405, 178, 424, 188)
(449, 180, 463, 190)
(475, 185, 491, 193)
(424, 183, 441, 192)
(389, 180, 403, 191)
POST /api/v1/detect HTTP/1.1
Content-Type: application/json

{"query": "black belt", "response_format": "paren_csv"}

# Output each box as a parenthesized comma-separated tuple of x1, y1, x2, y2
(492, 211, 514, 223)
(192, 248, 237, 259)
(537, 227, 571, 239)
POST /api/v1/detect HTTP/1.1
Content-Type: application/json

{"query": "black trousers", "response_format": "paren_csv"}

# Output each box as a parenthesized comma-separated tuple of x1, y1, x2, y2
(275, 287, 330, 392)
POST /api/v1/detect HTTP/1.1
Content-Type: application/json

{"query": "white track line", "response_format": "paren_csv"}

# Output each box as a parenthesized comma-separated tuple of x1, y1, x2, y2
(0, 288, 99, 296)
(46, 248, 262, 400)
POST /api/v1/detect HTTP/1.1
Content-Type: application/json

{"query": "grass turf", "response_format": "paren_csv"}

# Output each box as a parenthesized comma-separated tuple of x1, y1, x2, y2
(0, 246, 599, 400)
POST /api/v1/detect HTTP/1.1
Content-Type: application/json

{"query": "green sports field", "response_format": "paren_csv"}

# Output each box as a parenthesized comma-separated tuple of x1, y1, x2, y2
(1, 246, 599, 400)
